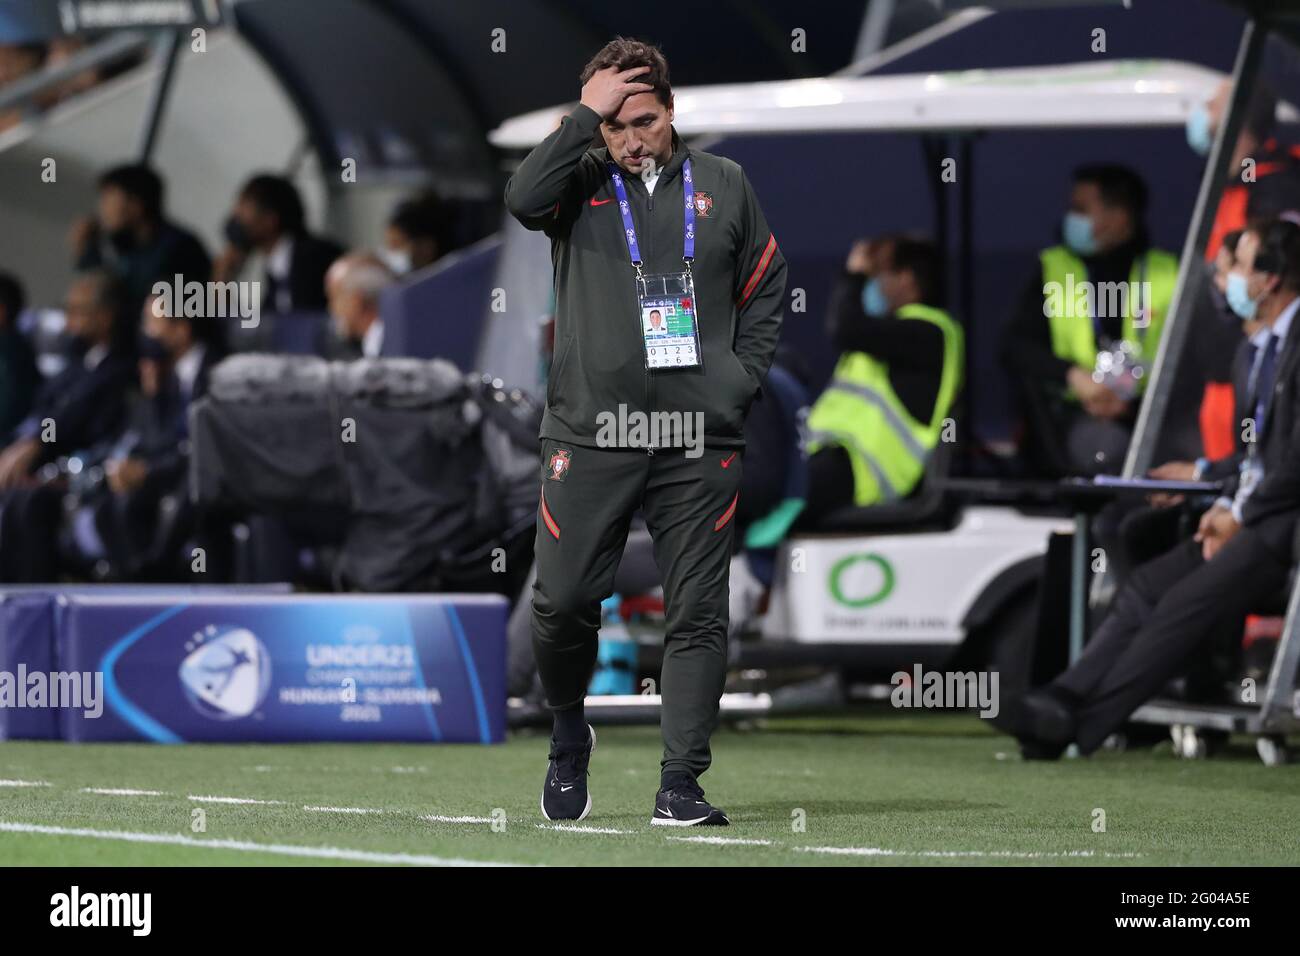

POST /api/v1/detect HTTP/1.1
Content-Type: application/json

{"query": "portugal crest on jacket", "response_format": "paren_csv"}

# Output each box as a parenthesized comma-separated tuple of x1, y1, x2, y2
(547, 448, 572, 481)
(693, 192, 713, 217)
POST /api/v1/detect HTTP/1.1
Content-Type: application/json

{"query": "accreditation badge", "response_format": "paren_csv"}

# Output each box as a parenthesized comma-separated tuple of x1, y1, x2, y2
(636, 269, 702, 370)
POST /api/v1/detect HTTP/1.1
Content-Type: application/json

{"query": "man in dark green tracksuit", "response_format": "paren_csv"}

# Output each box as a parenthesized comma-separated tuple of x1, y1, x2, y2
(505, 38, 786, 826)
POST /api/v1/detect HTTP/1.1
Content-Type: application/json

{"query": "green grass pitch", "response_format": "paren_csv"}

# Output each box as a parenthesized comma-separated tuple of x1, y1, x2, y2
(2, 710, 1298, 866)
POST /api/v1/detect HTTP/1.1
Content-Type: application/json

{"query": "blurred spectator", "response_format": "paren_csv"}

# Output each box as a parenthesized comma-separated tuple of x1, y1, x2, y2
(801, 236, 961, 523)
(0, 271, 39, 443)
(382, 192, 453, 274)
(1189, 80, 1300, 261)
(995, 218, 1300, 759)
(215, 173, 342, 314)
(325, 252, 394, 358)
(1003, 164, 1177, 476)
(0, 43, 45, 132)
(69, 163, 212, 322)
(0, 271, 135, 581)
(37, 37, 100, 107)
(70, 293, 223, 580)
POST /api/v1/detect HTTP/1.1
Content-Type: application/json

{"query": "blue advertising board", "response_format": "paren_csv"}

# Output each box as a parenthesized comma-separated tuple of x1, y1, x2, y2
(0, 593, 60, 740)
(48, 593, 506, 743)
(0, 585, 293, 740)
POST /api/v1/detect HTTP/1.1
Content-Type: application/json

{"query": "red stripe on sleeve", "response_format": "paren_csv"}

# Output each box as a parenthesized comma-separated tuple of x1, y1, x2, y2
(737, 234, 777, 309)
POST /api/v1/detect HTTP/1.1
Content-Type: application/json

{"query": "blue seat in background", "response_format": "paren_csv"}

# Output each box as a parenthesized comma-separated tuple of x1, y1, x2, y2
(270, 311, 331, 356)
(379, 235, 501, 368)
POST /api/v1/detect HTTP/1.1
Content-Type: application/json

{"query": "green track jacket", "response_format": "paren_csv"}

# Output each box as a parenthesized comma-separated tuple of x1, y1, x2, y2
(505, 103, 787, 450)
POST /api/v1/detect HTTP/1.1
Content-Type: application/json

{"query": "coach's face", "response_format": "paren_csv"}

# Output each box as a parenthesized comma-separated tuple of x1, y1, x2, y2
(603, 91, 674, 175)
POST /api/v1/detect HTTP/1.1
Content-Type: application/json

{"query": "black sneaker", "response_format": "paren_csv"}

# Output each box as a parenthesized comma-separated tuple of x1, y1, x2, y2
(651, 777, 729, 827)
(540, 725, 596, 821)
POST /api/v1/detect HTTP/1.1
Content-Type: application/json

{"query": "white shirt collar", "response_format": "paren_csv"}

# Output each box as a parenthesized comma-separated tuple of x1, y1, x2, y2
(266, 235, 294, 280)
(1269, 294, 1299, 345)
(174, 343, 206, 397)
(362, 318, 384, 359)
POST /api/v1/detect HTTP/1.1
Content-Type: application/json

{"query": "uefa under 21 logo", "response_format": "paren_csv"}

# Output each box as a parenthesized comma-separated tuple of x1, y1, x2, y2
(178, 625, 273, 720)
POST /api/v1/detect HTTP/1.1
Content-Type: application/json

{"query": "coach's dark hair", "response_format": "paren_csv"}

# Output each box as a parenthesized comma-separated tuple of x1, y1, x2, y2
(99, 163, 164, 221)
(1073, 163, 1148, 223)
(889, 237, 946, 308)
(1250, 217, 1300, 291)
(240, 174, 305, 236)
(0, 271, 25, 327)
(580, 37, 672, 108)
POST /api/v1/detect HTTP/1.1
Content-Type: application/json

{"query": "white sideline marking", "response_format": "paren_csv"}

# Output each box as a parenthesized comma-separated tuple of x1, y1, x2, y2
(187, 795, 286, 805)
(796, 846, 1143, 859)
(667, 836, 772, 846)
(0, 821, 525, 867)
(82, 788, 167, 796)
(422, 814, 495, 824)
(535, 824, 633, 834)
(303, 806, 385, 815)
(0, 779, 49, 788)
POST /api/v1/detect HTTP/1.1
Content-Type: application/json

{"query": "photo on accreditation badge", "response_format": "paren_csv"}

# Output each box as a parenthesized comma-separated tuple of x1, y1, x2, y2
(0, 0, 1289, 933)
(642, 305, 671, 338)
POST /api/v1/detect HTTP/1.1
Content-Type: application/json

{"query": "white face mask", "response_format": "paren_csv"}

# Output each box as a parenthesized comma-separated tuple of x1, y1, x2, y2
(377, 246, 411, 275)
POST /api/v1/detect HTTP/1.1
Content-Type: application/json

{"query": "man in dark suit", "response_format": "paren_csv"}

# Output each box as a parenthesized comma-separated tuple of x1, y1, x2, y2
(995, 218, 1300, 757)
(0, 271, 135, 581)
(71, 291, 223, 579)
(1113, 300, 1264, 574)
(214, 174, 342, 314)
(69, 164, 211, 322)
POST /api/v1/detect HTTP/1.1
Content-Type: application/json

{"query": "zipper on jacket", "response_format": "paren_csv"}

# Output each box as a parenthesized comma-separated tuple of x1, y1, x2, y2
(640, 176, 657, 455)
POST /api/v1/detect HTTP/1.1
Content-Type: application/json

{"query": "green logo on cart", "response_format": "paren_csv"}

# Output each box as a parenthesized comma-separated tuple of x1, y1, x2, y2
(828, 553, 895, 608)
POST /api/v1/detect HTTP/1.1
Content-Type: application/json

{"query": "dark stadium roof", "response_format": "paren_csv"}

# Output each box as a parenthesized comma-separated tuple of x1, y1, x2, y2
(0, 0, 869, 187)
(229, 0, 866, 185)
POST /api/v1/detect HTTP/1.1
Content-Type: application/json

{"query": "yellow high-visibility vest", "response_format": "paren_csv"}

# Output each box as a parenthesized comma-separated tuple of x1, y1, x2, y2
(805, 303, 962, 507)
(1040, 245, 1178, 396)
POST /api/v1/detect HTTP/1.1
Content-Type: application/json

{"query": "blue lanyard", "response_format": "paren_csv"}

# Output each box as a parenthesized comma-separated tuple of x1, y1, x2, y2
(606, 158, 695, 274)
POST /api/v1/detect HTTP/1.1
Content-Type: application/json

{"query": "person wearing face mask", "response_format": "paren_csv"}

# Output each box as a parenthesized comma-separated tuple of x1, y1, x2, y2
(68, 164, 211, 324)
(213, 174, 343, 315)
(800, 237, 962, 525)
(1188, 81, 1300, 263)
(1117, 229, 1267, 578)
(993, 218, 1300, 760)
(381, 193, 453, 276)
(1003, 164, 1177, 476)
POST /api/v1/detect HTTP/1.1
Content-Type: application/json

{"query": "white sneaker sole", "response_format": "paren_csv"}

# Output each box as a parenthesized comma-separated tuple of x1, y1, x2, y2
(650, 815, 712, 827)
(540, 724, 596, 822)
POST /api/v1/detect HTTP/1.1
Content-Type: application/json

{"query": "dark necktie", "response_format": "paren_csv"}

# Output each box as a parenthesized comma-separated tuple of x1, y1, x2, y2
(1253, 332, 1280, 444)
